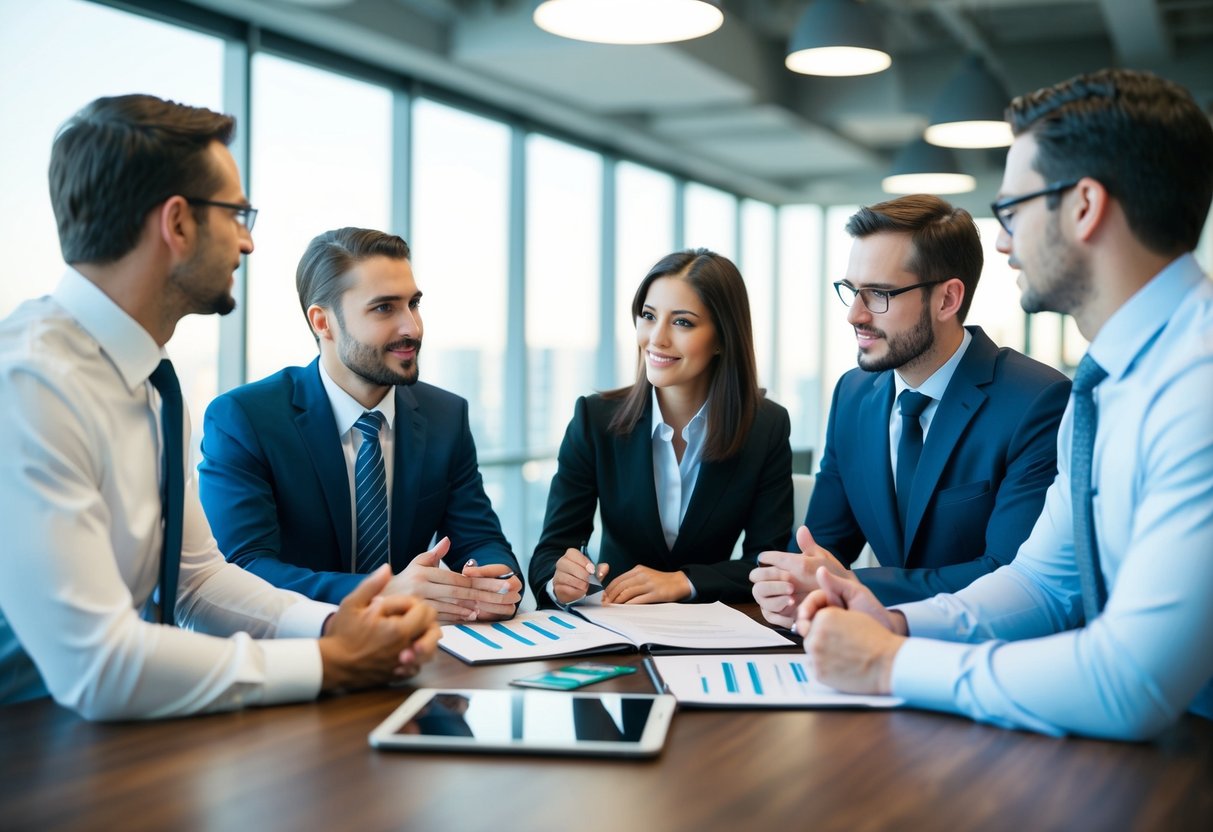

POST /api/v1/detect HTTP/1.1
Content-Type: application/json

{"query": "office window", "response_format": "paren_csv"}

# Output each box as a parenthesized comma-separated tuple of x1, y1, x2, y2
(777, 205, 825, 453)
(614, 162, 675, 385)
(525, 134, 603, 455)
(411, 98, 511, 454)
(0, 0, 224, 453)
(741, 199, 777, 388)
(246, 53, 392, 383)
(684, 183, 738, 260)
(967, 217, 1026, 353)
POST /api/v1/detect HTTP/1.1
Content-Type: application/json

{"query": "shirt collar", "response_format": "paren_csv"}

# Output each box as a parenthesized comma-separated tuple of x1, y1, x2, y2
(318, 359, 396, 436)
(893, 326, 973, 401)
(1087, 253, 1204, 382)
(52, 267, 162, 392)
(649, 386, 709, 440)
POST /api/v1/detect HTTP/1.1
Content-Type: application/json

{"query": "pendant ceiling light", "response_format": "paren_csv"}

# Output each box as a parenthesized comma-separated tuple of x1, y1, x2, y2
(786, 0, 891, 77)
(533, 0, 723, 45)
(881, 139, 976, 195)
(925, 55, 1014, 148)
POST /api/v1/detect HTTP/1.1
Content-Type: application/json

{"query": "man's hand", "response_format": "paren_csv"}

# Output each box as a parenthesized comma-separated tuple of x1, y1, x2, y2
(553, 548, 609, 605)
(319, 565, 442, 691)
(386, 537, 519, 622)
(460, 560, 522, 621)
(750, 526, 852, 627)
(603, 565, 691, 605)
(791, 567, 909, 695)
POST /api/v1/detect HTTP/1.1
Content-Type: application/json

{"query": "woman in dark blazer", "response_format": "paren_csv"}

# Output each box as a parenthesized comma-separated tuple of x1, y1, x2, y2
(529, 249, 793, 606)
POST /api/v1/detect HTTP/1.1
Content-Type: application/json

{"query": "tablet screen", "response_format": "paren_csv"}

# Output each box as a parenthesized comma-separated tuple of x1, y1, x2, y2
(397, 690, 655, 742)
(370, 688, 676, 756)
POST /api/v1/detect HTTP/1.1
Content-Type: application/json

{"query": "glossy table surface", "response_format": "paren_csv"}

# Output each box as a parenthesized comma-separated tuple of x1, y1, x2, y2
(3, 608, 1212, 831)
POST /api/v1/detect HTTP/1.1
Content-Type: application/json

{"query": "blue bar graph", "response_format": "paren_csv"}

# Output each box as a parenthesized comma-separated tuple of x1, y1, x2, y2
(456, 625, 501, 649)
(723, 662, 739, 693)
(791, 661, 808, 683)
(701, 676, 710, 694)
(747, 662, 763, 695)
(522, 621, 559, 640)
(548, 615, 576, 630)
(492, 622, 535, 646)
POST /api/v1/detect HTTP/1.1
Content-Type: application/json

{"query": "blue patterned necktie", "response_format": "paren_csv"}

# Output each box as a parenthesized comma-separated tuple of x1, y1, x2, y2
(353, 411, 390, 573)
(896, 390, 932, 538)
(148, 360, 183, 626)
(1071, 354, 1110, 622)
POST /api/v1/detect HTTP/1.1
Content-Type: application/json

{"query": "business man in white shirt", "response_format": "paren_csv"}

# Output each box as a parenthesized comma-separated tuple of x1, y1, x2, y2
(0, 94, 440, 719)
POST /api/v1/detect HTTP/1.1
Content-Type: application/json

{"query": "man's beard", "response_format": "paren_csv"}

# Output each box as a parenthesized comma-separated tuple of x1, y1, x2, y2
(856, 301, 935, 375)
(338, 332, 421, 387)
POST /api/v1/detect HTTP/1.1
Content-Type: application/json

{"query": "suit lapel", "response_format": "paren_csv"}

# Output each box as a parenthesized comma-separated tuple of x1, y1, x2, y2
(618, 399, 668, 561)
(390, 385, 424, 566)
(292, 359, 354, 569)
(903, 328, 994, 558)
(859, 372, 901, 561)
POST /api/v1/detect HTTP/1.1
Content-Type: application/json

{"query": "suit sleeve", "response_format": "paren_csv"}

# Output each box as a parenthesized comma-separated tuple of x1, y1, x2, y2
(802, 379, 870, 563)
(681, 403, 794, 603)
(436, 397, 521, 583)
(855, 377, 1071, 604)
(529, 397, 598, 607)
(199, 394, 362, 605)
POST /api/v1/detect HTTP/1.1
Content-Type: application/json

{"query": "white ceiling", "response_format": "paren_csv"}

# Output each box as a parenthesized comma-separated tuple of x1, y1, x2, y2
(178, 0, 1213, 208)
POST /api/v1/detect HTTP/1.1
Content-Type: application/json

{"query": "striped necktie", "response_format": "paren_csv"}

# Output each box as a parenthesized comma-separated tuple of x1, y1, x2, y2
(1071, 354, 1109, 622)
(353, 411, 390, 573)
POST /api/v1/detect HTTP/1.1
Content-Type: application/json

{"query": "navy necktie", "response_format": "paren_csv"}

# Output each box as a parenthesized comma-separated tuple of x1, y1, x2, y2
(1071, 354, 1110, 622)
(148, 360, 183, 626)
(354, 411, 390, 573)
(896, 390, 932, 538)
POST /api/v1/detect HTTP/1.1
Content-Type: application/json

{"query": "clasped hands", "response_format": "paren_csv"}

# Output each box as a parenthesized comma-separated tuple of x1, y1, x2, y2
(552, 548, 691, 605)
(751, 526, 907, 695)
(387, 536, 522, 622)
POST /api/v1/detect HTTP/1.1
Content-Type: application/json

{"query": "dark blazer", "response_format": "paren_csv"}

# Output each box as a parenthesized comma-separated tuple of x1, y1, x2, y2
(198, 358, 518, 605)
(530, 393, 793, 606)
(806, 326, 1070, 605)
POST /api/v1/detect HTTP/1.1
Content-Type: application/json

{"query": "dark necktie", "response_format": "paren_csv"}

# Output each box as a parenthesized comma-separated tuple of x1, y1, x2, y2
(148, 360, 183, 626)
(1071, 354, 1109, 622)
(354, 411, 390, 573)
(896, 390, 932, 536)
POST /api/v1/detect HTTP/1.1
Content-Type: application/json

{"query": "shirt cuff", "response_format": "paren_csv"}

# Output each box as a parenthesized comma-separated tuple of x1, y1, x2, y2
(258, 638, 324, 706)
(277, 598, 338, 638)
(893, 597, 961, 640)
(891, 637, 970, 717)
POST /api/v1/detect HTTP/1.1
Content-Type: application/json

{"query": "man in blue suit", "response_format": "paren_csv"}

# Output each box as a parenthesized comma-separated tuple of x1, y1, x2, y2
(752, 194, 1070, 617)
(199, 227, 521, 620)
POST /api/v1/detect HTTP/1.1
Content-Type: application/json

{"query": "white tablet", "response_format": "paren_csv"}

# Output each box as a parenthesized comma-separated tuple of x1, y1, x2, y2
(368, 688, 677, 758)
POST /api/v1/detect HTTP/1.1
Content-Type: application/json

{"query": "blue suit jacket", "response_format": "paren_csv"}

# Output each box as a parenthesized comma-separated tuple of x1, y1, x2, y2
(806, 327, 1070, 605)
(530, 394, 793, 606)
(198, 359, 518, 604)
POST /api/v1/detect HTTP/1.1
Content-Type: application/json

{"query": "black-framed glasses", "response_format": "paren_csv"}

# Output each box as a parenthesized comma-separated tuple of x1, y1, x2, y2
(833, 280, 942, 314)
(185, 198, 258, 232)
(990, 179, 1079, 235)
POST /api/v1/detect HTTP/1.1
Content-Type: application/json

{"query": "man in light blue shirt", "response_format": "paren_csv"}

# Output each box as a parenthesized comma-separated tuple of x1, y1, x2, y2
(794, 68, 1213, 740)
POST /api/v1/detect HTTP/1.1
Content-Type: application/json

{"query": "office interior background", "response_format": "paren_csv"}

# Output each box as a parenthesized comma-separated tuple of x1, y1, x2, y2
(2, 0, 1211, 563)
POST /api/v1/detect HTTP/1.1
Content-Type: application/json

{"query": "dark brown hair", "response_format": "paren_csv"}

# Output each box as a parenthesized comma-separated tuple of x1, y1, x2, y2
(49, 94, 235, 264)
(606, 249, 760, 461)
(296, 227, 412, 341)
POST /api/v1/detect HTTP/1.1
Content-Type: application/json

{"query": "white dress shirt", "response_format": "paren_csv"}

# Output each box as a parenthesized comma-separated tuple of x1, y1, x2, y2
(888, 328, 972, 480)
(0, 269, 332, 719)
(890, 254, 1213, 739)
(318, 361, 395, 564)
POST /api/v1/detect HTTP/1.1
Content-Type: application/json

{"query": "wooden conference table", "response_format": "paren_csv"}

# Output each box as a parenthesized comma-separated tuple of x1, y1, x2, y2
(2, 606, 1212, 831)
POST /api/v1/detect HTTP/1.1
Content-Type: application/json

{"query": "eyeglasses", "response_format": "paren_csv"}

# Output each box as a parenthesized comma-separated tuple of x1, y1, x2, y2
(833, 280, 942, 314)
(990, 179, 1079, 235)
(185, 198, 258, 232)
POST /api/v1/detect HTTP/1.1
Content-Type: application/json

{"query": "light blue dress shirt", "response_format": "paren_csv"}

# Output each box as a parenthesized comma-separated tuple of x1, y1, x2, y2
(891, 254, 1213, 739)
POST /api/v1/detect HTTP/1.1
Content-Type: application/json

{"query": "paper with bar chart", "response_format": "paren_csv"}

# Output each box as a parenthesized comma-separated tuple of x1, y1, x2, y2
(651, 654, 903, 709)
(438, 603, 794, 665)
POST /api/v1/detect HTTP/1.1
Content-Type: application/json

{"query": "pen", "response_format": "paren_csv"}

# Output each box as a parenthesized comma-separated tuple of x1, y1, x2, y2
(642, 656, 667, 694)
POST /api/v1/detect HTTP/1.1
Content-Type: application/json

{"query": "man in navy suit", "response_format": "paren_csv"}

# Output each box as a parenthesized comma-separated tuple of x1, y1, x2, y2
(199, 227, 521, 621)
(752, 194, 1070, 618)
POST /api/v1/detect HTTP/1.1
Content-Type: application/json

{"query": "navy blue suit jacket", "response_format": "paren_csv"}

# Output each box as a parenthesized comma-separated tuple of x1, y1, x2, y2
(530, 393, 792, 606)
(806, 326, 1070, 604)
(198, 359, 518, 605)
